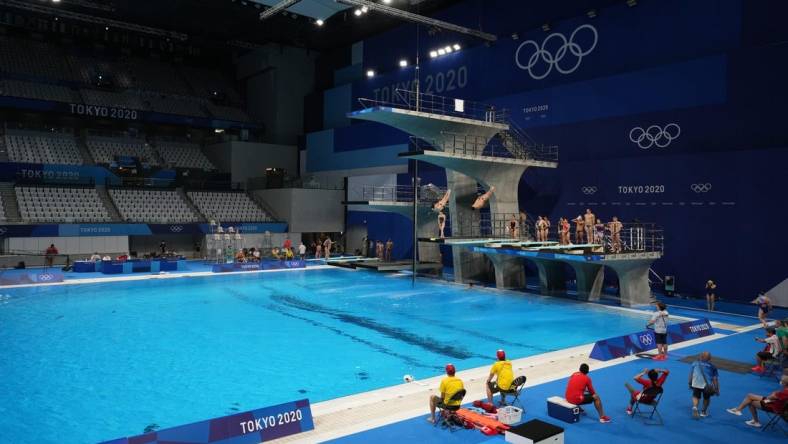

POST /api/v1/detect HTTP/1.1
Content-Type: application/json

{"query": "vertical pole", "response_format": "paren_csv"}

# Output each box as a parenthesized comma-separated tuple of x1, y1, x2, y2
(412, 159, 418, 286)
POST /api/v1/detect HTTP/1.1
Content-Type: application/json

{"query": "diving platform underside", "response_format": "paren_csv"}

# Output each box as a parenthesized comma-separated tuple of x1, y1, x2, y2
(399, 149, 558, 172)
(347, 106, 507, 143)
(470, 244, 661, 307)
(328, 259, 443, 273)
(344, 200, 435, 219)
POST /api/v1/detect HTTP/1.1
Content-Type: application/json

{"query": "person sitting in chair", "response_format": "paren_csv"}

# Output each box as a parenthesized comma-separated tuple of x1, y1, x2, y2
(752, 327, 782, 373)
(625, 367, 669, 415)
(486, 349, 515, 406)
(566, 363, 611, 423)
(428, 364, 464, 424)
(727, 375, 788, 428)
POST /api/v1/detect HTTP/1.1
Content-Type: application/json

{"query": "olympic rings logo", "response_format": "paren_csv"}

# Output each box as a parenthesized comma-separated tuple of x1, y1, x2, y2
(690, 183, 712, 193)
(38, 273, 53, 281)
(169, 225, 184, 233)
(515, 24, 598, 80)
(581, 186, 597, 195)
(638, 334, 654, 346)
(629, 123, 681, 149)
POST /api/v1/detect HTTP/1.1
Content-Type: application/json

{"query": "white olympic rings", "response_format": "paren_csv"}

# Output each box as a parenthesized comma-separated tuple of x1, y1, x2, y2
(581, 186, 598, 195)
(690, 183, 712, 193)
(38, 273, 54, 281)
(169, 225, 184, 233)
(629, 123, 681, 149)
(515, 24, 598, 80)
(639, 334, 654, 346)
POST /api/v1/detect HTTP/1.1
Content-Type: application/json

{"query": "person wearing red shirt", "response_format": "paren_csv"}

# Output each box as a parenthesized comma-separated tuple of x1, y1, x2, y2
(625, 368, 669, 415)
(565, 363, 611, 423)
(44, 244, 58, 267)
(726, 375, 788, 427)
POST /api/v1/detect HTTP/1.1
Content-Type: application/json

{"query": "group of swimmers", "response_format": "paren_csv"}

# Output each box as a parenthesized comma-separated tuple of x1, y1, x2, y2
(312, 237, 333, 259)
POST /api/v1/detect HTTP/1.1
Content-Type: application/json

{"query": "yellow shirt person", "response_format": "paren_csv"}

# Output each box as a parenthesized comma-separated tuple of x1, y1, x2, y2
(428, 364, 465, 423)
(487, 349, 516, 405)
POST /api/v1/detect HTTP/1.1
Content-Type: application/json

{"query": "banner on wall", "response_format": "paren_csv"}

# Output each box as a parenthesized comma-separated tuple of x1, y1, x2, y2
(212, 260, 306, 273)
(0, 223, 288, 238)
(0, 271, 64, 286)
(589, 318, 714, 361)
(100, 399, 313, 444)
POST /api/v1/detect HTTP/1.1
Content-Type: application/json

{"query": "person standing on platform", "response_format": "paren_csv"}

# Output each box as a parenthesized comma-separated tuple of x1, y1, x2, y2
(508, 215, 518, 239)
(583, 209, 596, 245)
(315, 241, 322, 259)
(752, 292, 772, 328)
(565, 363, 611, 423)
(361, 235, 368, 257)
(438, 211, 447, 239)
(647, 302, 670, 360)
(376, 241, 384, 261)
(519, 210, 528, 239)
(705, 280, 717, 311)
(595, 219, 605, 245)
(574, 216, 585, 244)
(323, 237, 332, 260)
(534, 217, 543, 241)
(689, 352, 719, 419)
(543, 217, 551, 242)
(609, 217, 623, 253)
(159, 240, 167, 254)
(44, 244, 58, 267)
(561, 217, 571, 245)
(298, 242, 306, 260)
(385, 239, 393, 262)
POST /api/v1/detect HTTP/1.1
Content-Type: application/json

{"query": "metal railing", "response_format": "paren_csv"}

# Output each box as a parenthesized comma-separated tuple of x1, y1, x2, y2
(450, 212, 534, 240)
(360, 184, 447, 203)
(358, 88, 509, 124)
(501, 119, 560, 163)
(411, 130, 558, 164)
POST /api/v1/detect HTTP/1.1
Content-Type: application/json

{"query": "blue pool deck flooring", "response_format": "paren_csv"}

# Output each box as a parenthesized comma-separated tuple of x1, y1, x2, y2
(327, 329, 786, 444)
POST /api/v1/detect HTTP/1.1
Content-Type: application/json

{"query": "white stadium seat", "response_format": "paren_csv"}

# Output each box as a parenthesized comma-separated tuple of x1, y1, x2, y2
(109, 189, 200, 223)
(187, 191, 269, 222)
(15, 186, 111, 223)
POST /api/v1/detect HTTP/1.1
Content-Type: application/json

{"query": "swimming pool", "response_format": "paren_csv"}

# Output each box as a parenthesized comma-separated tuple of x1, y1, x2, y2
(1, 268, 658, 443)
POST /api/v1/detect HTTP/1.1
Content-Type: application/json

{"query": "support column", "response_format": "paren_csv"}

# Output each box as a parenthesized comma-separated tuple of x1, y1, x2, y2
(416, 209, 441, 263)
(604, 259, 656, 306)
(568, 262, 605, 302)
(533, 259, 566, 296)
(448, 170, 486, 283)
(485, 254, 525, 289)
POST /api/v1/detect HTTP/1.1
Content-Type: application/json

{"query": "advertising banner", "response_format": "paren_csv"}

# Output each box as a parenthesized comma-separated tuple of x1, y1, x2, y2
(589, 318, 714, 361)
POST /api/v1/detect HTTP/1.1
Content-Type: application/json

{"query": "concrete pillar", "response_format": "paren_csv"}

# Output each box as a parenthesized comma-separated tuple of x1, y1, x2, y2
(447, 170, 487, 283)
(415, 210, 441, 263)
(568, 262, 605, 302)
(605, 259, 655, 306)
(486, 254, 525, 289)
(533, 259, 567, 296)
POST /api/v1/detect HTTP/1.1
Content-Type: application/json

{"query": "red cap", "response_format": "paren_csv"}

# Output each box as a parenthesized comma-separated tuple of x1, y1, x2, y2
(497, 349, 506, 360)
(445, 363, 456, 376)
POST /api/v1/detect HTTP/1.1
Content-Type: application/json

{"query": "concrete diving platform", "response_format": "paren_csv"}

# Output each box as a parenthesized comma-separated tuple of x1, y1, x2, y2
(327, 258, 443, 273)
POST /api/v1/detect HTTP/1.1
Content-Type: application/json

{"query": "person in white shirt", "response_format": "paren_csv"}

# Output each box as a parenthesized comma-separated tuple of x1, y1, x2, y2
(647, 302, 669, 360)
(752, 328, 782, 373)
(89, 252, 102, 262)
(298, 242, 306, 260)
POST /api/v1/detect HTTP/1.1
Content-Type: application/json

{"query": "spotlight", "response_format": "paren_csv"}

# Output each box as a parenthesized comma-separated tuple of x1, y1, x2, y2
(453, 44, 461, 50)
(541, 23, 550, 32)
(382, 0, 392, 3)
(354, 8, 362, 16)
(444, 46, 453, 53)
(399, 59, 408, 67)
(511, 33, 519, 40)
(587, 9, 597, 18)
(361, 6, 368, 13)
(214, 128, 225, 134)
(626, 0, 637, 6)
(429, 51, 438, 58)
(52, 0, 60, 3)
(316, 19, 324, 26)
(105, 26, 109, 31)
(366, 69, 375, 78)
(437, 48, 446, 55)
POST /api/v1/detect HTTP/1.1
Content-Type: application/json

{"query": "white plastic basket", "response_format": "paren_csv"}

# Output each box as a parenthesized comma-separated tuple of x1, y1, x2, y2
(497, 405, 523, 425)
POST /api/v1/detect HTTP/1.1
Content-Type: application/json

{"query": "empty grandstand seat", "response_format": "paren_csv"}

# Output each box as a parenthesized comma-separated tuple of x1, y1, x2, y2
(80, 89, 146, 110)
(0, 79, 77, 103)
(86, 136, 157, 166)
(156, 140, 215, 170)
(15, 186, 111, 223)
(109, 188, 200, 223)
(5, 131, 83, 165)
(187, 191, 269, 222)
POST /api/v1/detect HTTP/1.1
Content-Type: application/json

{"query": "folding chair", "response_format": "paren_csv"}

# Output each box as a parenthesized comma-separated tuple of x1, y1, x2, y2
(631, 385, 664, 425)
(761, 355, 785, 382)
(435, 389, 467, 431)
(762, 403, 788, 436)
(499, 376, 527, 408)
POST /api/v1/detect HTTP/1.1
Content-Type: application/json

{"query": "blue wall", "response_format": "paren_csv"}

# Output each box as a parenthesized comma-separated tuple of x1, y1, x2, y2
(310, 0, 788, 301)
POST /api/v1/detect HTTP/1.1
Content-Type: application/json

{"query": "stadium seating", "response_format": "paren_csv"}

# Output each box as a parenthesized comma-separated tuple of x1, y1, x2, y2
(156, 140, 215, 170)
(16, 186, 111, 223)
(0, 194, 6, 222)
(86, 136, 158, 166)
(206, 103, 251, 122)
(187, 191, 269, 222)
(0, 79, 76, 103)
(126, 57, 192, 95)
(80, 89, 146, 110)
(142, 92, 206, 117)
(110, 188, 200, 223)
(67, 55, 133, 88)
(5, 131, 83, 165)
(180, 65, 242, 103)
(0, 36, 78, 81)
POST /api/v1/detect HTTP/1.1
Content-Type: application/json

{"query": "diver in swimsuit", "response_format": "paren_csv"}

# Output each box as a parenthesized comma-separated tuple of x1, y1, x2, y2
(609, 216, 623, 253)
(574, 216, 585, 244)
(472, 186, 495, 210)
(509, 215, 518, 238)
(752, 292, 772, 328)
(433, 189, 451, 212)
(705, 280, 717, 311)
(438, 211, 447, 239)
(584, 209, 596, 245)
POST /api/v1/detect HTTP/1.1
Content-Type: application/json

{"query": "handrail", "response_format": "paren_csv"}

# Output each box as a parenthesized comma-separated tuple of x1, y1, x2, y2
(358, 88, 509, 124)
(360, 184, 446, 203)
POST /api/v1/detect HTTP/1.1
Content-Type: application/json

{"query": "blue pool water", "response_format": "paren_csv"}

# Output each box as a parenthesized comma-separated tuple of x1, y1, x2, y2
(1, 268, 660, 443)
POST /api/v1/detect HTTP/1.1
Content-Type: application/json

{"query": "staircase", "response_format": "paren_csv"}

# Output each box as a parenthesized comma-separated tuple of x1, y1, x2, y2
(248, 191, 280, 222)
(500, 120, 559, 163)
(177, 188, 207, 222)
(0, 182, 22, 223)
(96, 186, 123, 222)
(75, 133, 95, 165)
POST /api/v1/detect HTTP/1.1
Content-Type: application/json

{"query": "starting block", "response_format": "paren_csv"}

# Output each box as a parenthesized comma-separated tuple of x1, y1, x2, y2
(546, 397, 580, 424)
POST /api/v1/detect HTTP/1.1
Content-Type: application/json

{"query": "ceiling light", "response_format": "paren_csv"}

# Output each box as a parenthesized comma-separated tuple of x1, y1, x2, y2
(453, 44, 461, 50)
(542, 23, 550, 32)
(316, 19, 324, 26)
(354, 9, 362, 16)
(52, 0, 61, 3)
(444, 46, 453, 53)
(437, 48, 446, 55)
(366, 69, 375, 78)
(429, 51, 438, 58)
(382, 0, 392, 4)
(361, 6, 369, 13)
(399, 59, 408, 67)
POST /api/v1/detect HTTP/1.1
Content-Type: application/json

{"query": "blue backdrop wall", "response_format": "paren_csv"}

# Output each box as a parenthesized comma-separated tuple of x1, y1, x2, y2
(309, 0, 788, 301)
